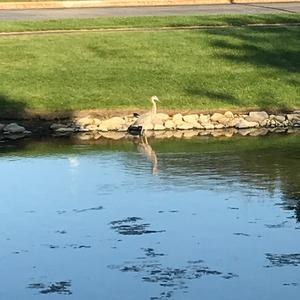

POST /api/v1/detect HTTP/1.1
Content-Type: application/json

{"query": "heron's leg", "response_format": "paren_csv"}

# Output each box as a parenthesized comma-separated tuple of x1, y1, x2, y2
(141, 128, 147, 136)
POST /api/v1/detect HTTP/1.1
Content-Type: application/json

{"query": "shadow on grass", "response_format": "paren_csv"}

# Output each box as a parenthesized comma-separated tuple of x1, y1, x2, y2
(0, 94, 27, 119)
(185, 88, 242, 107)
(184, 25, 300, 110)
(206, 26, 300, 72)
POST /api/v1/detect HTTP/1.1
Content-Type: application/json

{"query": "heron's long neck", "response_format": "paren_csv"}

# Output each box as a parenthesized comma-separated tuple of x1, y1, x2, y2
(151, 100, 157, 115)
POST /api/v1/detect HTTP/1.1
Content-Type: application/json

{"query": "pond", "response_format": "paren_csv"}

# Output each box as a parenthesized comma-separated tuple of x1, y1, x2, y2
(0, 132, 299, 300)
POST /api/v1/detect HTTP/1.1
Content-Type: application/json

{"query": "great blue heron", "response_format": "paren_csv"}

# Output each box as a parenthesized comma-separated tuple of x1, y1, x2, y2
(128, 96, 160, 135)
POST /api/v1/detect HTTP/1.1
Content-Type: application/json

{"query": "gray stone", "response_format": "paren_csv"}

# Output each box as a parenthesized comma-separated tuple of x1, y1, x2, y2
(55, 127, 75, 133)
(76, 117, 94, 127)
(224, 111, 234, 119)
(247, 111, 268, 123)
(154, 124, 165, 131)
(172, 113, 184, 125)
(0, 123, 4, 132)
(287, 114, 300, 121)
(211, 113, 224, 122)
(101, 117, 125, 131)
(217, 117, 230, 126)
(183, 114, 198, 123)
(227, 118, 241, 127)
(4, 123, 26, 134)
(235, 119, 259, 129)
(93, 118, 102, 126)
(191, 122, 203, 129)
(203, 123, 215, 130)
(164, 120, 176, 129)
(85, 125, 99, 131)
(214, 123, 225, 129)
(198, 114, 210, 124)
(50, 123, 68, 130)
(177, 122, 194, 130)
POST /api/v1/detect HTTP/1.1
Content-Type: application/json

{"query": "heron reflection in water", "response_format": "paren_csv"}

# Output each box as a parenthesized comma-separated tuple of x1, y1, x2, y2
(134, 136, 158, 175)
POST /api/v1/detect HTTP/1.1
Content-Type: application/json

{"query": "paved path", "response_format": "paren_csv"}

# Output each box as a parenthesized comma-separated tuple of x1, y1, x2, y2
(0, 3, 300, 20)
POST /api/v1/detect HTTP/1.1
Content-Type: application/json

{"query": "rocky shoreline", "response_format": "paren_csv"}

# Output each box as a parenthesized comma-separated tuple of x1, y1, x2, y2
(0, 110, 299, 141)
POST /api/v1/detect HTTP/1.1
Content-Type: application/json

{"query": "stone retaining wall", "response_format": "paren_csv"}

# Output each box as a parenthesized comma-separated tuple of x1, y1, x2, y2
(0, 110, 299, 141)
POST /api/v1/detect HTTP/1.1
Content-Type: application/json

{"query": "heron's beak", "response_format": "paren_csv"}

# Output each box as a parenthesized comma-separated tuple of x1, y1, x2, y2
(156, 99, 161, 103)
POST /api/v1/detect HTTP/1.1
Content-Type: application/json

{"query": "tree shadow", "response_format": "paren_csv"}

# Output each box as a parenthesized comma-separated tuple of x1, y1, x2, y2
(185, 88, 242, 107)
(206, 26, 300, 73)
(0, 94, 27, 119)
(184, 25, 300, 109)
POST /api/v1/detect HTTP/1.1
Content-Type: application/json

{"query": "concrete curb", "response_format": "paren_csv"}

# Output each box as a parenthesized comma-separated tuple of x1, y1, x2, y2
(0, 0, 299, 10)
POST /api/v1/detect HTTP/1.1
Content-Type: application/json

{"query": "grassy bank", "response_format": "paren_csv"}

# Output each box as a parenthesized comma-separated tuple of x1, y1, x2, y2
(0, 14, 299, 114)
(1, 13, 300, 33)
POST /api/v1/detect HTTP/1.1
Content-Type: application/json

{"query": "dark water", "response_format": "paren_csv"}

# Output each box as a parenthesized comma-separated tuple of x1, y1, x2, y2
(0, 132, 299, 300)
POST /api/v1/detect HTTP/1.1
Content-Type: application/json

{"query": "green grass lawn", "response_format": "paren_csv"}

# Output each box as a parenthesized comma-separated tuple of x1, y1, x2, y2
(0, 13, 300, 32)
(0, 14, 299, 114)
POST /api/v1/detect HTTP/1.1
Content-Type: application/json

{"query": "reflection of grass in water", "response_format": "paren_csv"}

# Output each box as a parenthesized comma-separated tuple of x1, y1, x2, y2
(1, 132, 299, 156)
(1, 133, 299, 219)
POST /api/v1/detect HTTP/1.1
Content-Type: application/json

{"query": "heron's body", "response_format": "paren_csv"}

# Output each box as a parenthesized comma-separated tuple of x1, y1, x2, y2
(128, 96, 160, 135)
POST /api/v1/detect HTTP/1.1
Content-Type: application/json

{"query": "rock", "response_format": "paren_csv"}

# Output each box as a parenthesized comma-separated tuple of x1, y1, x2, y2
(4, 123, 26, 134)
(260, 119, 268, 127)
(198, 114, 210, 124)
(177, 122, 194, 130)
(117, 125, 129, 132)
(235, 119, 259, 129)
(183, 114, 198, 123)
(210, 113, 224, 122)
(154, 124, 165, 131)
(164, 120, 176, 130)
(224, 111, 234, 119)
(93, 118, 102, 126)
(55, 127, 75, 133)
(191, 122, 203, 129)
(287, 114, 300, 121)
(247, 111, 268, 123)
(98, 124, 108, 132)
(202, 123, 215, 130)
(156, 113, 170, 121)
(85, 125, 99, 131)
(76, 117, 94, 127)
(214, 124, 225, 129)
(227, 118, 241, 127)
(0, 123, 5, 132)
(101, 117, 125, 131)
(50, 123, 68, 130)
(217, 117, 230, 126)
(172, 113, 184, 126)
(282, 120, 289, 127)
